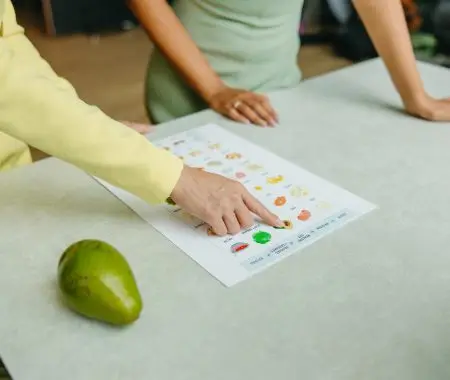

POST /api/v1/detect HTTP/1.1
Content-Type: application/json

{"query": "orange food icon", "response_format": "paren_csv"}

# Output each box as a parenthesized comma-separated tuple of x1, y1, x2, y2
(225, 152, 242, 159)
(297, 209, 311, 221)
(274, 196, 287, 207)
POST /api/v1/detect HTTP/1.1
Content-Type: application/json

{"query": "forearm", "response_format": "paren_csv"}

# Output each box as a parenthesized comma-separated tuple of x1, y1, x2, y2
(128, 0, 224, 101)
(353, 0, 425, 106)
(0, 33, 183, 204)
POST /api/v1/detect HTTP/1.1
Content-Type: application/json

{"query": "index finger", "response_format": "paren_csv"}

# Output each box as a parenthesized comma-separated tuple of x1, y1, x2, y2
(242, 191, 284, 228)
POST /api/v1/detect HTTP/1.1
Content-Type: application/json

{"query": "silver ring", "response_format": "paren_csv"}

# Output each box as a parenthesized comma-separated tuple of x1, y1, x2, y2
(233, 100, 242, 109)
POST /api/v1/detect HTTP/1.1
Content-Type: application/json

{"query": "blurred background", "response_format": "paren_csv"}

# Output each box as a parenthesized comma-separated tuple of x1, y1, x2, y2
(8, 0, 450, 162)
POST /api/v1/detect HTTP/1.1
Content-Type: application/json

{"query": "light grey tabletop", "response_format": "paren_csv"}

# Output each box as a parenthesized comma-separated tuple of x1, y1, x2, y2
(2, 58, 450, 380)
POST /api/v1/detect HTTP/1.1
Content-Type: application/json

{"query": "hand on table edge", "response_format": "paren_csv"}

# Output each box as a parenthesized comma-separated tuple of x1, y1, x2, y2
(352, 0, 450, 123)
(403, 93, 450, 122)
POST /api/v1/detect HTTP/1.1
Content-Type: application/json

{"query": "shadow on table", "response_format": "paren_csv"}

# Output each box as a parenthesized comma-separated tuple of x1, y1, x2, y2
(0, 357, 12, 379)
(2, 180, 135, 222)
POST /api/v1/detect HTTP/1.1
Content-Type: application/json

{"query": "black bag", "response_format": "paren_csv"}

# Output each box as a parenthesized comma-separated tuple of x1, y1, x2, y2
(331, 0, 442, 62)
(331, 8, 377, 62)
(42, 0, 138, 35)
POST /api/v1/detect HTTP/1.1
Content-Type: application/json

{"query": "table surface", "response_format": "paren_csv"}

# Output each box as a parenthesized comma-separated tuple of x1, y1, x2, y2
(2, 58, 450, 380)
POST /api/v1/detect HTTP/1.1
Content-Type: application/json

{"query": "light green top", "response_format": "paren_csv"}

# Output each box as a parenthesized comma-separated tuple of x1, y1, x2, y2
(145, 0, 304, 123)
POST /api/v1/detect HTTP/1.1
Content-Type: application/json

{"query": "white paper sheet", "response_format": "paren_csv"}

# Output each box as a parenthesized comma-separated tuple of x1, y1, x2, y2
(95, 124, 377, 286)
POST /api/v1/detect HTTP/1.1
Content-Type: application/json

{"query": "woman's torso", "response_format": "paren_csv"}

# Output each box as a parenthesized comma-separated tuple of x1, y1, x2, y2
(146, 0, 304, 122)
(171, 0, 304, 90)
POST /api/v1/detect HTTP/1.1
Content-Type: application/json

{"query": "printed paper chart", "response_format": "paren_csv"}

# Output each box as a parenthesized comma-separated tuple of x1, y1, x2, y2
(96, 123, 377, 286)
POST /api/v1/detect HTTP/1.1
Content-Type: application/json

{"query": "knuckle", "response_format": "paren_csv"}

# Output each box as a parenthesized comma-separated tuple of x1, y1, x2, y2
(232, 181, 245, 191)
(230, 192, 241, 204)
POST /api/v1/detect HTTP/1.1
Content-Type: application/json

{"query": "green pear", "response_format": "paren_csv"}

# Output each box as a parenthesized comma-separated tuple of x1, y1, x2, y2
(57, 239, 143, 326)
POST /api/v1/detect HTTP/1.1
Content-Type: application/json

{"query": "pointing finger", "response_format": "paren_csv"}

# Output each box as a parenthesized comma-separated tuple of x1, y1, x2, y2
(242, 191, 283, 228)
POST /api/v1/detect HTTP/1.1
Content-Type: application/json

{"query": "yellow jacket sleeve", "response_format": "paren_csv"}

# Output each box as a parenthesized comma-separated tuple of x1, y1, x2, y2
(0, 0, 183, 204)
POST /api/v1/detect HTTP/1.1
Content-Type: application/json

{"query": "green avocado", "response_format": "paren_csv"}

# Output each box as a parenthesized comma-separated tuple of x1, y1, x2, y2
(57, 239, 143, 326)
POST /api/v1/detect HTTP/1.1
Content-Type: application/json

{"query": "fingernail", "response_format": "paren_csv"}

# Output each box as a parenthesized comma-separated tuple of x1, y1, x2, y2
(275, 218, 284, 227)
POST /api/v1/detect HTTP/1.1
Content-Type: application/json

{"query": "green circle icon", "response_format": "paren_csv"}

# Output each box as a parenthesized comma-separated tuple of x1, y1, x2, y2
(252, 231, 272, 244)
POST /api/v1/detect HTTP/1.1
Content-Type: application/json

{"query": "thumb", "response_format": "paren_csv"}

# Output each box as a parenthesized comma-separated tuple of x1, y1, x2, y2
(242, 192, 284, 228)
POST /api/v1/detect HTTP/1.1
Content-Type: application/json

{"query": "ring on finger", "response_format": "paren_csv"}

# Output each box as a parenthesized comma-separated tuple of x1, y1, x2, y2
(232, 100, 242, 109)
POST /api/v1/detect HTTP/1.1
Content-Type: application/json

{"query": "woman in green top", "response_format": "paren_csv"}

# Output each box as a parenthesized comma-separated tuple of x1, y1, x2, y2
(129, 0, 450, 126)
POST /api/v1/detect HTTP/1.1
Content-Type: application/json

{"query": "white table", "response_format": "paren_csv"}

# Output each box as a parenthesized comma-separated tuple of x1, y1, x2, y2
(2, 58, 450, 380)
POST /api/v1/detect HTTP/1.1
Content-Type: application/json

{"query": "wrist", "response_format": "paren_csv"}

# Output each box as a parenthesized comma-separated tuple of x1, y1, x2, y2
(401, 88, 427, 108)
(402, 90, 435, 118)
(169, 164, 194, 204)
(200, 80, 227, 104)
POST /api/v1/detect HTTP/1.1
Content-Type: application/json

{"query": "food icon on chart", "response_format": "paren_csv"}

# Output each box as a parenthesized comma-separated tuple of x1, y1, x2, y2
(267, 175, 284, 185)
(162, 147, 171, 151)
(274, 196, 287, 207)
(173, 140, 185, 146)
(189, 150, 202, 157)
(235, 172, 246, 179)
(207, 160, 223, 167)
(252, 231, 272, 244)
(290, 186, 308, 197)
(225, 152, 242, 160)
(297, 209, 311, 221)
(273, 220, 293, 230)
(247, 163, 263, 172)
(208, 143, 220, 150)
(254, 186, 263, 191)
(230, 242, 249, 253)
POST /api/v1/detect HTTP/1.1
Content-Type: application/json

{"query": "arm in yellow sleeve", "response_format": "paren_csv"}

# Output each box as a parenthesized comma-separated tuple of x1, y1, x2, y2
(0, 5, 183, 204)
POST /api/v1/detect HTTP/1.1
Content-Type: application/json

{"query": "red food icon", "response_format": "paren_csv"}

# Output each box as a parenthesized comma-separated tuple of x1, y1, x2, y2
(231, 242, 249, 253)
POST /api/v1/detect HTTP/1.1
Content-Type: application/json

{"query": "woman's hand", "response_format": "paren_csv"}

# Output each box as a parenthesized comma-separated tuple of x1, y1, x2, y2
(208, 87, 278, 127)
(352, 0, 450, 123)
(171, 166, 283, 235)
(404, 94, 450, 121)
